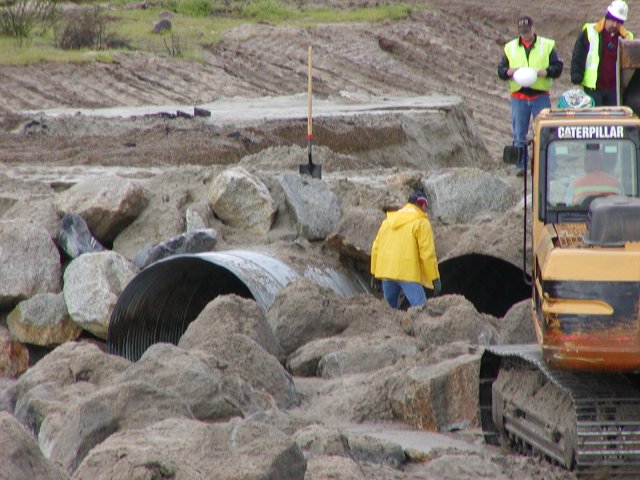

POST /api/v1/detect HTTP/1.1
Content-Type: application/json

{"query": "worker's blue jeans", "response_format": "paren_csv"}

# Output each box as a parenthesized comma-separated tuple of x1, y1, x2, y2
(511, 94, 550, 170)
(382, 279, 426, 309)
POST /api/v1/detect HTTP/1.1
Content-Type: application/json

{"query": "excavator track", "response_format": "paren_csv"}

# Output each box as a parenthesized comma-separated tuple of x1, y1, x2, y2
(480, 345, 640, 479)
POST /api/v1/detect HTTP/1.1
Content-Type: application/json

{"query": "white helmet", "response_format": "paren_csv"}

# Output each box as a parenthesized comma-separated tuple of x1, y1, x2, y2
(607, 0, 628, 22)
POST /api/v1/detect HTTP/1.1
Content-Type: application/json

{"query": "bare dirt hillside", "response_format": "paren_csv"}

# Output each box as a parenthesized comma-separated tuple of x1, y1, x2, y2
(2, 0, 637, 163)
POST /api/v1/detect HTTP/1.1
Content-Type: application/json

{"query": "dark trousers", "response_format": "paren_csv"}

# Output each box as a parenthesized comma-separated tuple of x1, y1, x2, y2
(584, 87, 617, 106)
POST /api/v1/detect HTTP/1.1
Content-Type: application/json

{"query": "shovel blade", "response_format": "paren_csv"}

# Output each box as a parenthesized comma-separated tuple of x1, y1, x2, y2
(299, 163, 322, 179)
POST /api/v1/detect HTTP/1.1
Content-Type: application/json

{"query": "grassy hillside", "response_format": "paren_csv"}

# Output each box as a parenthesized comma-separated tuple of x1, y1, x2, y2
(0, 0, 415, 65)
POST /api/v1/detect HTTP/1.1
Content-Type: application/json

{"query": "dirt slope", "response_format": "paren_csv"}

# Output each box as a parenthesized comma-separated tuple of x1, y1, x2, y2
(2, 1, 638, 162)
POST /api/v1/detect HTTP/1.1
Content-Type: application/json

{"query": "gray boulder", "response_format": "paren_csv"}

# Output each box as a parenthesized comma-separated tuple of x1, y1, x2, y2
(57, 212, 105, 258)
(0, 220, 61, 309)
(185, 201, 216, 231)
(326, 207, 384, 262)
(385, 353, 481, 432)
(180, 294, 284, 362)
(72, 417, 306, 480)
(410, 295, 499, 348)
(113, 343, 266, 420)
(208, 166, 277, 234)
(55, 175, 147, 243)
(8, 342, 130, 435)
(3, 197, 60, 240)
(422, 167, 515, 223)
(0, 412, 68, 480)
(266, 278, 348, 356)
(152, 18, 171, 33)
(180, 332, 300, 409)
(48, 381, 194, 475)
(499, 299, 536, 344)
(278, 173, 341, 240)
(132, 228, 217, 269)
(62, 251, 138, 339)
(317, 334, 419, 379)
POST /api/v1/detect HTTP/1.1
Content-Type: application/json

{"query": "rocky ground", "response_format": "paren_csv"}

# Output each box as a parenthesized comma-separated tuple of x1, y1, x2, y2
(1, 0, 631, 479)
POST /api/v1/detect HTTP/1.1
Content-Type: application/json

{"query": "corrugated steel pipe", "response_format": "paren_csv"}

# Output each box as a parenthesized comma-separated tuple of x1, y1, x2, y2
(107, 249, 368, 361)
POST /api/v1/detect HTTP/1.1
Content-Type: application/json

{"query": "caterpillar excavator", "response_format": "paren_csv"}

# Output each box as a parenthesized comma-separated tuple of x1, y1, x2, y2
(479, 39, 640, 478)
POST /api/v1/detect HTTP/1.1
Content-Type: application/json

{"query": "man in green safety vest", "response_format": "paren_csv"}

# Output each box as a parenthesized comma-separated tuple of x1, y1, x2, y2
(498, 16, 563, 176)
(571, 0, 633, 107)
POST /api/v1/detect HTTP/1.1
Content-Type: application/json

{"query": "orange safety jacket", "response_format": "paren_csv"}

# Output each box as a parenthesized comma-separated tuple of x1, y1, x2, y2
(572, 172, 623, 204)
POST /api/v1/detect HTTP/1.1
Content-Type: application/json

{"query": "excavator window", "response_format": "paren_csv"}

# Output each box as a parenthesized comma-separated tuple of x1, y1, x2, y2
(545, 140, 637, 211)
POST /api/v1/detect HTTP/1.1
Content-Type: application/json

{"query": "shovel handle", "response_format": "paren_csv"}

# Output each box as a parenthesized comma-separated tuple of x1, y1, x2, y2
(307, 46, 313, 140)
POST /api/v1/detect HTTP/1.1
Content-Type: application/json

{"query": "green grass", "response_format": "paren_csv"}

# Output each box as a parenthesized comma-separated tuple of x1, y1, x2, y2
(0, 37, 117, 65)
(0, 0, 415, 65)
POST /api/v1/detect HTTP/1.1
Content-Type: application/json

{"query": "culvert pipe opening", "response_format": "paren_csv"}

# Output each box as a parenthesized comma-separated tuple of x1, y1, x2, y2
(107, 250, 366, 361)
(438, 253, 531, 318)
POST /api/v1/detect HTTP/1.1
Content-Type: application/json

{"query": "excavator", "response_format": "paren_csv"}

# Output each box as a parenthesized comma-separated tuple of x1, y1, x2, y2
(479, 39, 640, 478)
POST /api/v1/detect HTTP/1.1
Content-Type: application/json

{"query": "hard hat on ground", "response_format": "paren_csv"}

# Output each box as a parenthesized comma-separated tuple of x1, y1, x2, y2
(607, 0, 628, 23)
(513, 67, 538, 88)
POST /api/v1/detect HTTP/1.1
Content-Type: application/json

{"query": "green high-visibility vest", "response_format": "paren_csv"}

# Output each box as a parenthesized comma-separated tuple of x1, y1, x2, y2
(582, 23, 634, 89)
(505, 36, 555, 93)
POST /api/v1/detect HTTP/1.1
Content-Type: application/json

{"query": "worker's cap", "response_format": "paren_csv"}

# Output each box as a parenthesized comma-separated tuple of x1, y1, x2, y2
(408, 191, 429, 208)
(517, 16, 534, 34)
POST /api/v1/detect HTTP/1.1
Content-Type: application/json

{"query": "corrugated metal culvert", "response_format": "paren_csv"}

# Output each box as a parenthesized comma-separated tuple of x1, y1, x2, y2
(107, 249, 368, 361)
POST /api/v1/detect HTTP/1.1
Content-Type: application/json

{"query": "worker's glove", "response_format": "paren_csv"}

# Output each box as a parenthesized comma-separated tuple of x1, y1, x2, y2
(433, 278, 442, 297)
(369, 276, 381, 293)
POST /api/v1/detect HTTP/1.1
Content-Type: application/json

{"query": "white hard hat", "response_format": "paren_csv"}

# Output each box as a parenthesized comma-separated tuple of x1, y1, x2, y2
(513, 67, 538, 88)
(607, 0, 628, 22)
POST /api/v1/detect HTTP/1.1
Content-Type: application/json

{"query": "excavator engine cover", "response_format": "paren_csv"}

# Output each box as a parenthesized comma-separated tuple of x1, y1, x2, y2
(585, 195, 640, 246)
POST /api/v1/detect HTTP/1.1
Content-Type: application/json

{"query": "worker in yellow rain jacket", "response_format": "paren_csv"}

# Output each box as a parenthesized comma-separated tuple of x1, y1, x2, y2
(370, 192, 441, 309)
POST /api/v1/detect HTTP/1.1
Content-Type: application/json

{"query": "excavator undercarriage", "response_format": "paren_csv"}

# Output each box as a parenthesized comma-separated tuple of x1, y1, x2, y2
(481, 346, 640, 479)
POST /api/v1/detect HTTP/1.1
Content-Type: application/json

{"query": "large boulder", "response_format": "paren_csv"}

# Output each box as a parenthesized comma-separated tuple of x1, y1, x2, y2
(55, 175, 147, 244)
(422, 167, 515, 224)
(385, 353, 481, 431)
(48, 381, 194, 475)
(498, 299, 536, 344)
(0, 220, 61, 309)
(111, 170, 191, 260)
(317, 333, 419, 379)
(180, 294, 284, 362)
(113, 343, 266, 421)
(185, 201, 217, 231)
(62, 251, 138, 339)
(277, 173, 341, 240)
(132, 228, 218, 269)
(57, 212, 105, 259)
(179, 332, 300, 409)
(7, 292, 82, 346)
(72, 417, 307, 480)
(2, 197, 60, 240)
(325, 207, 384, 263)
(410, 295, 499, 348)
(0, 412, 68, 480)
(266, 278, 348, 356)
(208, 166, 277, 234)
(7, 342, 130, 435)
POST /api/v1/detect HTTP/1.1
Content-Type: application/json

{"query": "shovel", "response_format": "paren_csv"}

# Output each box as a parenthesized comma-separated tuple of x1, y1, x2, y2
(299, 46, 322, 179)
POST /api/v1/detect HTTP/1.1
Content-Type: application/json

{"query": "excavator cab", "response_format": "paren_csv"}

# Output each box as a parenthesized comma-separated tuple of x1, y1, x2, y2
(532, 107, 640, 371)
(480, 39, 640, 478)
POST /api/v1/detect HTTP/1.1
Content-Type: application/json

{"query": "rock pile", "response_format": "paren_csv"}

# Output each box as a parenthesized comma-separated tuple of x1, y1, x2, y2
(0, 101, 572, 479)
